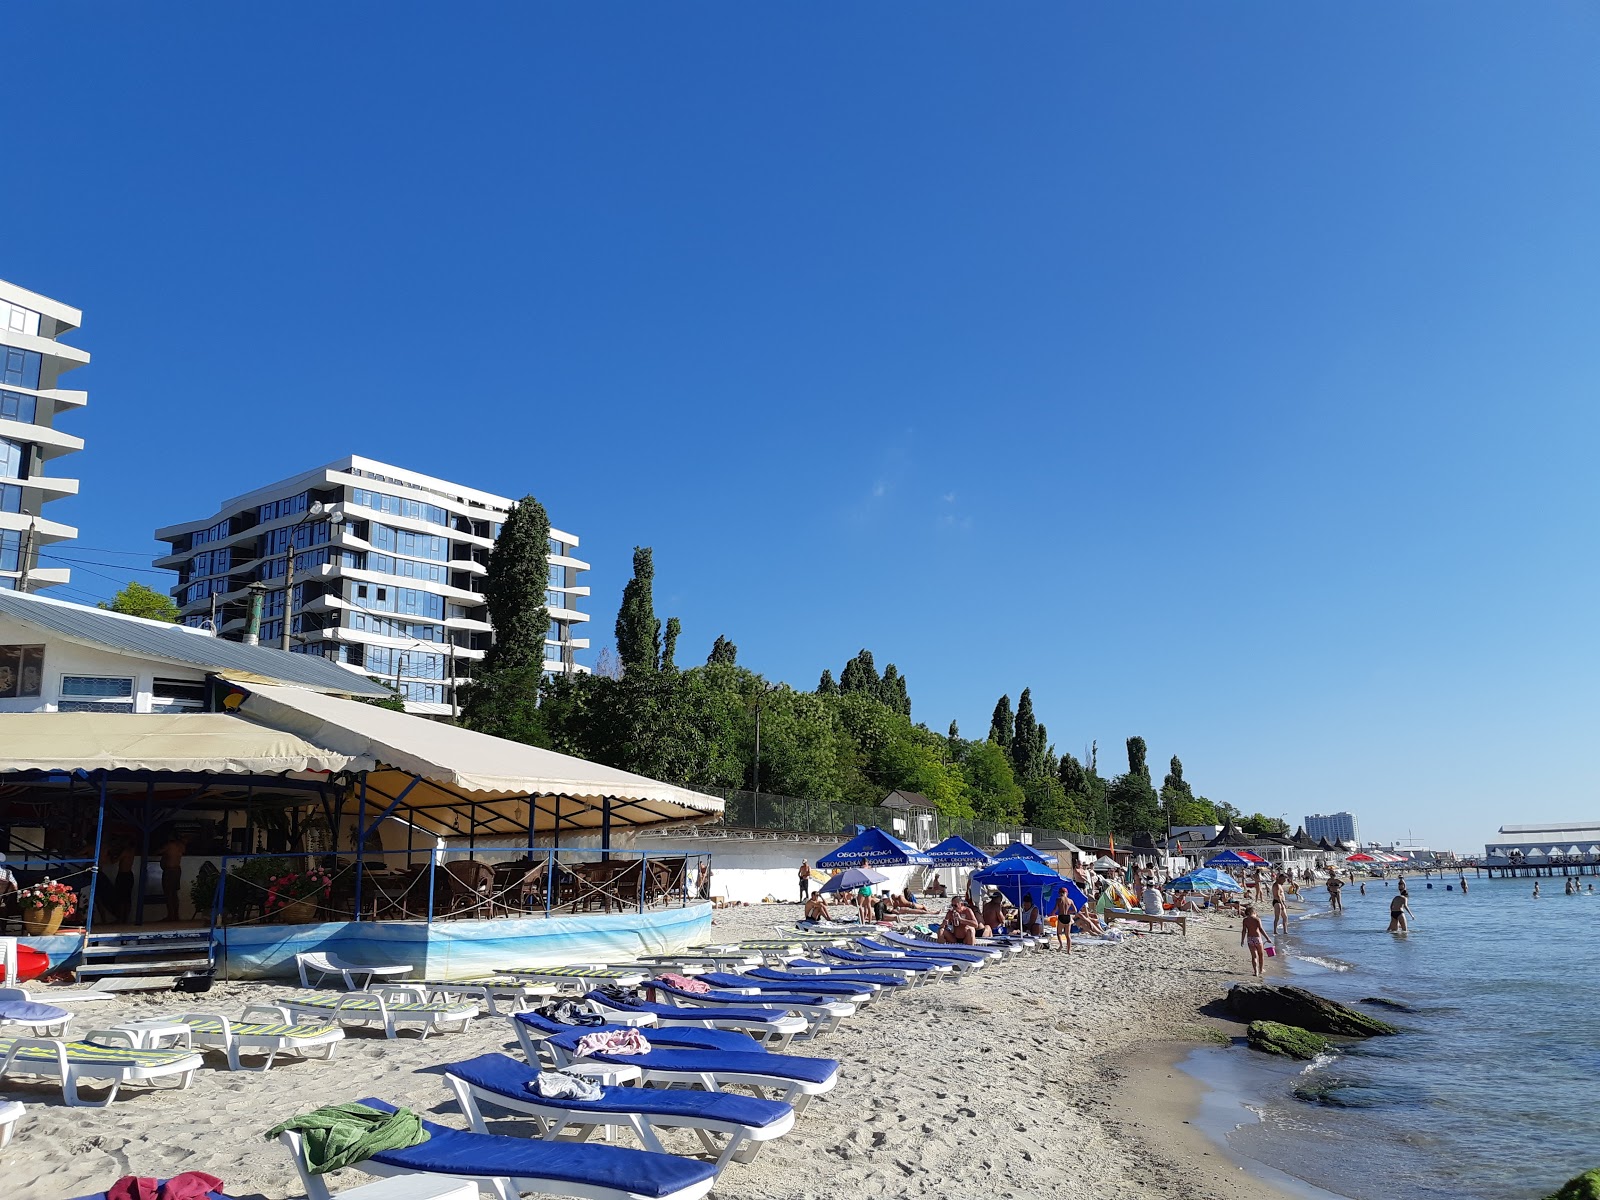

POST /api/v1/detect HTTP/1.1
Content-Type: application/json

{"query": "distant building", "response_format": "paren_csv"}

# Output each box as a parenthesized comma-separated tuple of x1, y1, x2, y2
(1484, 823, 1600, 864)
(0, 278, 89, 592)
(1305, 812, 1359, 846)
(155, 455, 590, 716)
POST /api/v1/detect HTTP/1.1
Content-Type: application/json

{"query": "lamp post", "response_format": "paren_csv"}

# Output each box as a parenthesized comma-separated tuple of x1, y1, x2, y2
(280, 501, 344, 652)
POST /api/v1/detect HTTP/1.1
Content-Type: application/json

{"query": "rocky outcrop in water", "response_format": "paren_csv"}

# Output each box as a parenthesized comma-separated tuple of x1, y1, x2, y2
(1226, 983, 1398, 1036)
(1246, 1020, 1329, 1060)
(1545, 1168, 1600, 1200)
(1359, 996, 1419, 1013)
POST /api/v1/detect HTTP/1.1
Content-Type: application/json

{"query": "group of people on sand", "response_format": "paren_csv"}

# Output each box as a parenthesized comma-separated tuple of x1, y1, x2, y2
(932, 886, 1103, 953)
(800, 860, 931, 924)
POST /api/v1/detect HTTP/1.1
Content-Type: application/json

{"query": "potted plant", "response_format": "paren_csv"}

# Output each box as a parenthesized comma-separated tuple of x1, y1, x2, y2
(263, 868, 333, 923)
(18, 878, 78, 936)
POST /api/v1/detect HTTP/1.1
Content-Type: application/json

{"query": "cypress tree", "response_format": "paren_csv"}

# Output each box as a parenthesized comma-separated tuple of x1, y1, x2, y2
(1126, 735, 1149, 778)
(707, 635, 738, 666)
(879, 663, 910, 716)
(988, 694, 1013, 748)
(1058, 752, 1085, 793)
(614, 546, 661, 675)
(1011, 688, 1037, 778)
(947, 719, 960, 748)
(839, 649, 879, 696)
(661, 617, 681, 673)
(817, 669, 838, 695)
(480, 495, 551, 673)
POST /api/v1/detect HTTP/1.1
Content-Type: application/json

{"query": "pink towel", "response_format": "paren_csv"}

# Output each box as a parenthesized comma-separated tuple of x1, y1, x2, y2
(658, 972, 711, 994)
(573, 1028, 652, 1057)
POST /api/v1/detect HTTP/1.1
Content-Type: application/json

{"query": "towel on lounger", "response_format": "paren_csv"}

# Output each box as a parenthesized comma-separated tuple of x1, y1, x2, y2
(106, 1174, 224, 1200)
(656, 972, 709, 994)
(266, 1102, 428, 1174)
(531, 1071, 604, 1100)
(573, 1029, 651, 1057)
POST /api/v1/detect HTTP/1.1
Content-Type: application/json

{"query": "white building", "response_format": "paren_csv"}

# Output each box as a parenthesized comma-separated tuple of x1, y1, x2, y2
(0, 279, 89, 592)
(1484, 823, 1600, 864)
(1305, 811, 1359, 846)
(154, 455, 590, 716)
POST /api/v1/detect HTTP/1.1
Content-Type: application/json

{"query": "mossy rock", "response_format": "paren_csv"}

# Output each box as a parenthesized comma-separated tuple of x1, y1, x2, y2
(1359, 996, 1419, 1014)
(1227, 984, 1399, 1036)
(1247, 1021, 1331, 1060)
(1545, 1168, 1600, 1200)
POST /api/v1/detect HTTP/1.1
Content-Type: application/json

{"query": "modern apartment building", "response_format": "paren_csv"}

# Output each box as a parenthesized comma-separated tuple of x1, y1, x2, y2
(0, 279, 89, 592)
(1304, 811, 1359, 846)
(155, 456, 590, 715)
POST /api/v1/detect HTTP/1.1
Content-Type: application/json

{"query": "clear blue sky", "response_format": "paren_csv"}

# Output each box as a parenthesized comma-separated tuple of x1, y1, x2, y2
(7, 6, 1598, 852)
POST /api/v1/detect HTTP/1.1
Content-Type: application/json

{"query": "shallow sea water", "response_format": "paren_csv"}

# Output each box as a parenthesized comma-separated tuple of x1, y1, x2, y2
(1184, 874, 1600, 1200)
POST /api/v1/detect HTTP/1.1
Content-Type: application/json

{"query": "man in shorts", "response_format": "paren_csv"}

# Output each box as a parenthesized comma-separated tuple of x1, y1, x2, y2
(1271, 872, 1289, 936)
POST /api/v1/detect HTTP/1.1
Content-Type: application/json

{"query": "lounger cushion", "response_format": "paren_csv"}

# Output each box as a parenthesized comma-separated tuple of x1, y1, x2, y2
(0, 1001, 69, 1023)
(546, 1039, 839, 1085)
(450, 1053, 792, 1129)
(185, 1018, 335, 1039)
(654, 984, 836, 1008)
(359, 1099, 717, 1198)
(821, 949, 943, 970)
(516, 1011, 759, 1054)
(694, 972, 869, 998)
(584, 995, 793, 1030)
(750, 968, 905, 988)
(287, 997, 471, 1015)
(0, 1038, 196, 1068)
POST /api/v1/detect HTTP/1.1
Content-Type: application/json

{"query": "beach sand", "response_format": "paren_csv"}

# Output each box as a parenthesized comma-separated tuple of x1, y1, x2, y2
(8, 905, 1303, 1200)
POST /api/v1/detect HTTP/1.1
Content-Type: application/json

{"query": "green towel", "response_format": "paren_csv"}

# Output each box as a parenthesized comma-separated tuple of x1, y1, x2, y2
(266, 1102, 428, 1174)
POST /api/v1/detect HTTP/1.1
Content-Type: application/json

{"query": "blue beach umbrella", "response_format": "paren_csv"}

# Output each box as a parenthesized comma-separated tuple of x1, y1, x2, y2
(817, 826, 933, 868)
(994, 842, 1057, 866)
(1204, 849, 1256, 868)
(819, 867, 888, 894)
(970, 857, 1070, 925)
(1168, 868, 1243, 894)
(924, 835, 995, 867)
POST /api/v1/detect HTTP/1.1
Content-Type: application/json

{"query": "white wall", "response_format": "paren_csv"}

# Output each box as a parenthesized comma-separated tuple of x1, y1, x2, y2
(0, 617, 209, 713)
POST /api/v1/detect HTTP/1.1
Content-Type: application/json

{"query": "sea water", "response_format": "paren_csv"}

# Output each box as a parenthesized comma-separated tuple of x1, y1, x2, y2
(1183, 874, 1600, 1200)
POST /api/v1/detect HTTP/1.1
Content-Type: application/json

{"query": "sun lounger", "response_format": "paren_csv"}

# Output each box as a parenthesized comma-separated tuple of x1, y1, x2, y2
(278, 1098, 717, 1200)
(445, 1051, 796, 1174)
(1105, 908, 1188, 934)
(270, 993, 476, 1040)
(0, 1099, 21, 1148)
(0, 985, 114, 1006)
(295, 952, 414, 991)
(583, 994, 807, 1048)
(878, 930, 1007, 962)
(541, 1030, 840, 1114)
(851, 939, 988, 973)
(782, 956, 939, 986)
(817, 947, 954, 979)
(503, 965, 649, 990)
(0, 999, 71, 1036)
(648, 982, 855, 1038)
(155, 1007, 343, 1071)
(512, 1011, 764, 1059)
(690, 971, 877, 1006)
(635, 951, 763, 970)
(382, 978, 559, 1016)
(0, 1034, 203, 1106)
(744, 965, 908, 994)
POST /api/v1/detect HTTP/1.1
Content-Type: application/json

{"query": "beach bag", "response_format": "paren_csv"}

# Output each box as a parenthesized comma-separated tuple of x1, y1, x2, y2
(1265, 945, 1276, 958)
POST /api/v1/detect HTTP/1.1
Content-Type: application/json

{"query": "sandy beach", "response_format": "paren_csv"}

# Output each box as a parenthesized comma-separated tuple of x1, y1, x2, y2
(8, 904, 1303, 1200)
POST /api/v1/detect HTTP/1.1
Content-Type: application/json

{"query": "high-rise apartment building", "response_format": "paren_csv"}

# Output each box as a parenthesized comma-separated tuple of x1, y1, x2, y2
(1304, 811, 1359, 846)
(0, 279, 88, 591)
(155, 456, 590, 715)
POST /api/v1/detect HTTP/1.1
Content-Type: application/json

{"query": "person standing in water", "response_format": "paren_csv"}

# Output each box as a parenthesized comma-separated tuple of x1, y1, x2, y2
(1459, 875, 1468, 894)
(1240, 904, 1271, 977)
(1271, 872, 1290, 936)
(1326, 870, 1344, 912)
(1388, 888, 1413, 932)
(1532, 881, 1540, 899)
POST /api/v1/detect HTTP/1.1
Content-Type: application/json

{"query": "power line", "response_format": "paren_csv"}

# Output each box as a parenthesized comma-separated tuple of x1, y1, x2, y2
(40, 552, 171, 576)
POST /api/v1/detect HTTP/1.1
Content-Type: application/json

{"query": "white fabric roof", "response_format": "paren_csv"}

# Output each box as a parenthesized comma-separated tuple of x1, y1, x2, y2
(0, 712, 367, 776)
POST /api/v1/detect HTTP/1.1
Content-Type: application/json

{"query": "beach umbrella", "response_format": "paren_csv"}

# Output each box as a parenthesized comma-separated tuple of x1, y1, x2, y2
(1205, 849, 1256, 868)
(819, 867, 889, 894)
(1168, 868, 1243, 894)
(1237, 851, 1268, 864)
(1344, 852, 1378, 863)
(924, 835, 995, 867)
(816, 826, 933, 868)
(995, 842, 1057, 866)
(970, 857, 1069, 928)
(1092, 856, 1118, 871)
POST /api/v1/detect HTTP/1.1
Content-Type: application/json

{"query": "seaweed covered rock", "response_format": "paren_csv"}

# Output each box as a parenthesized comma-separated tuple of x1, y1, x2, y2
(1359, 996, 1419, 1014)
(1545, 1168, 1600, 1200)
(1247, 1021, 1330, 1060)
(1226, 984, 1399, 1036)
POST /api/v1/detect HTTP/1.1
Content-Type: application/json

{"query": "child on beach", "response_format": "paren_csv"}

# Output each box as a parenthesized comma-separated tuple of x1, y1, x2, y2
(1240, 904, 1271, 978)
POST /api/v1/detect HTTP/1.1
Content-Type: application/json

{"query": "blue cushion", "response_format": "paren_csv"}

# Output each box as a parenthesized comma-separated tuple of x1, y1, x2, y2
(697, 971, 869, 997)
(821, 948, 941, 970)
(857, 939, 982, 963)
(748, 967, 905, 989)
(0, 1000, 69, 1022)
(358, 1099, 716, 1199)
(544, 1040, 839, 1085)
(515, 1010, 760, 1054)
(585, 993, 794, 1028)
(448, 1053, 791, 1129)
(656, 983, 836, 1008)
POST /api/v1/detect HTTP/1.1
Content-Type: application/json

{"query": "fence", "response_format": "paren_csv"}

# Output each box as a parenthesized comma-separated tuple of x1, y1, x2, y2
(709, 789, 1107, 855)
(200, 845, 712, 934)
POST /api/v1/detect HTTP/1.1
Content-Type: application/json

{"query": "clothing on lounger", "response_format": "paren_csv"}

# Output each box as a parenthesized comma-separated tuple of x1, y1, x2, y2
(573, 1028, 652, 1057)
(532, 1071, 604, 1100)
(657, 972, 710, 994)
(106, 1174, 224, 1200)
(266, 1102, 428, 1174)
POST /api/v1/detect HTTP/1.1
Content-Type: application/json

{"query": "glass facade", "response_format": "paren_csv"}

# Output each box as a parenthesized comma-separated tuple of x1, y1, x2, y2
(0, 484, 18, 514)
(0, 346, 41, 390)
(0, 530, 20, 572)
(0, 390, 36, 424)
(366, 552, 446, 583)
(351, 487, 449, 527)
(347, 611, 444, 642)
(366, 646, 447, 679)
(258, 491, 309, 523)
(0, 437, 28, 481)
(191, 518, 231, 546)
(397, 680, 445, 704)
(369, 523, 448, 561)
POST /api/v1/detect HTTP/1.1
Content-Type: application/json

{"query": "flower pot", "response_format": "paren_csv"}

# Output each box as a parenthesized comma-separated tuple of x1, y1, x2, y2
(22, 903, 66, 936)
(273, 899, 317, 924)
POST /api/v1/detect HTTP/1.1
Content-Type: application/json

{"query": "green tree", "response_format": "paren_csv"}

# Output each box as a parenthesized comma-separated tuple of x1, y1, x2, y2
(660, 617, 681, 673)
(988, 694, 1013, 748)
(947, 719, 960, 750)
(817, 669, 838, 695)
(707, 635, 738, 666)
(962, 739, 1025, 823)
(100, 581, 179, 623)
(1126, 735, 1149, 778)
(459, 664, 547, 745)
(1011, 688, 1037, 779)
(839, 649, 879, 696)
(1240, 813, 1290, 836)
(479, 495, 551, 673)
(1106, 735, 1162, 834)
(879, 663, 910, 716)
(615, 547, 661, 674)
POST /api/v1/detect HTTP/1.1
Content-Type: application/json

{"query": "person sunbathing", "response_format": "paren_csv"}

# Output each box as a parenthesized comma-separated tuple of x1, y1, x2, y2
(980, 892, 1008, 933)
(804, 893, 833, 923)
(1071, 908, 1106, 935)
(938, 897, 982, 945)
(884, 889, 929, 914)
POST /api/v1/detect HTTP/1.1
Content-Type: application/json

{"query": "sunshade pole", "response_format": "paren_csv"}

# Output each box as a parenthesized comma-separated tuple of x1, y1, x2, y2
(545, 846, 555, 916)
(84, 770, 107, 940)
(552, 796, 562, 849)
(354, 775, 367, 922)
(135, 780, 153, 927)
(602, 797, 612, 861)
(426, 843, 437, 924)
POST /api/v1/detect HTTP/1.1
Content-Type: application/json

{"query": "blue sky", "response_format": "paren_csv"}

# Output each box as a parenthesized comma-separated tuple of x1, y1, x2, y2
(6, 5, 1598, 851)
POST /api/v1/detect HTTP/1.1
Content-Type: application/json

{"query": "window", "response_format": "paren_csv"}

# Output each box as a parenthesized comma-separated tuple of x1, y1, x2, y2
(369, 523, 448, 561)
(366, 647, 446, 679)
(548, 564, 565, 588)
(0, 390, 36, 424)
(0, 437, 29, 481)
(151, 677, 207, 713)
(351, 488, 448, 527)
(0, 645, 44, 698)
(366, 552, 445, 583)
(0, 484, 18, 514)
(258, 491, 310, 523)
(397, 680, 444, 704)
(59, 675, 135, 713)
(1, 303, 39, 337)
(0, 346, 41, 390)
(191, 518, 231, 546)
(0, 530, 21, 572)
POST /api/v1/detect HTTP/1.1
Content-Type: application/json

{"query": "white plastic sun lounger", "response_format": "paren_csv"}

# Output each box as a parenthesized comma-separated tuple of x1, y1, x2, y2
(295, 952, 414, 991)
(0, 1034, 203, 1107)
(503, 965, 651, 990)
(0, 1099, 21, 1148)
(0, 985, 114, 1007)
(156, 1007, 344, 1071)
(446, 1052, 797, 1174)
(279, 1098, 718, 1200)
(269, 992, 476, 1040)
(381, 978, 560, 1016)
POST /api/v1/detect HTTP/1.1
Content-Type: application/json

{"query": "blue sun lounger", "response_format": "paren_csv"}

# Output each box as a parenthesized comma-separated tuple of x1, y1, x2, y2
(512, 1011, 764, 1059)
(278, 1098, 717, 1200)
(647, 982, 855, 1038)
(689, 971, 877, 1005)
(583, 993, 807, 1048)
(855, 937, 994, 970)
(541, 1029, 840, 1114)
(879, 930, 1009, 960)
(445, 1052, 796, 1173)
(835, 943, 980, 975)
(815, 948, 954, 981)
(744, 965, 909, 994)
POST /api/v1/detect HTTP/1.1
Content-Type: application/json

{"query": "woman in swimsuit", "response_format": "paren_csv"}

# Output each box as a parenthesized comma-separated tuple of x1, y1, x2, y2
(1240, 904, 1270, 978)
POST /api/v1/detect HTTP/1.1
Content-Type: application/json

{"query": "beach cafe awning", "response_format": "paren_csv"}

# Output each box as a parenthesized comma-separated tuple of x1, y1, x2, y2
(230, 682, 724, 838)
(816, 826, 931, 868)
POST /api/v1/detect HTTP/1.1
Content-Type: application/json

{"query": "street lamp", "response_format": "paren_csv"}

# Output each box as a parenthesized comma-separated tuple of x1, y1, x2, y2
(280, 501, 344, 652)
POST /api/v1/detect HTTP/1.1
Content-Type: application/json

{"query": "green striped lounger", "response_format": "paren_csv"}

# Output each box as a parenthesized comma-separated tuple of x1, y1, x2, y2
(166, 1008, 344, 1071)
(386, 978, 559, 1016)
(0, 1034, 203, 1107)
(272, 992, 477, 1040)
(503, 965, 649, 990)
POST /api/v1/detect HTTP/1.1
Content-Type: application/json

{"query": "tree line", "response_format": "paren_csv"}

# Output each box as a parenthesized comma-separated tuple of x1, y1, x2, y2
(460, 496, 1265, 835)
